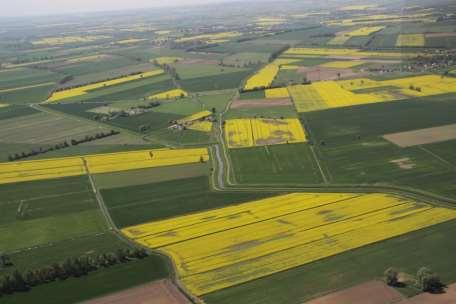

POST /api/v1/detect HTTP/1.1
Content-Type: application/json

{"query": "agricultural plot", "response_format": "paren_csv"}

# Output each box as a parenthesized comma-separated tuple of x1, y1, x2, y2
(0, 111, 110, 145)
(149, 89, 188, 100)
(224, 118, 306, 148)
(320, 61, 365, 68)
(396, 34, 426, 47)
(93, 162, 208, 189)
(102, 176, 277, 227)
(229, 143, 323, 184)
(0, 175, 106, 252)
(46, 69, 164, 102)
(244, 63, 279, 91)
(289, 75, 456, 112)
(123, 193, 456, 296)
(283, 48, 417, 59)
(383, 123, 456, 147)
(32, 35, 110, 46)
(328, 26, 384, 45)
(265, 88, 289, 98)
(0, 148, 209, 184)
(222, 52, 270, 67)
(204, 219, 456, 304)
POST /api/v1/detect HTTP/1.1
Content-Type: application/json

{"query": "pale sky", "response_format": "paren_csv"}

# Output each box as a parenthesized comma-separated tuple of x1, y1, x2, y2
(1, 0, 233, 17)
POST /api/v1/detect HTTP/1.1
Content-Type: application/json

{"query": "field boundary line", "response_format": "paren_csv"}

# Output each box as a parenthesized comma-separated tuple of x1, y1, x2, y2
(419, 146, 455, 168)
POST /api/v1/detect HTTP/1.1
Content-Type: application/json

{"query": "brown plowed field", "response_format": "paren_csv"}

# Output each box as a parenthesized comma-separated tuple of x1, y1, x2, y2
(399, 283, 456, 304)
(297, 66, 367, 81)
(383, 123, 456, 147)
(83, 280, 190, 304)
(304, 280, 404, 304)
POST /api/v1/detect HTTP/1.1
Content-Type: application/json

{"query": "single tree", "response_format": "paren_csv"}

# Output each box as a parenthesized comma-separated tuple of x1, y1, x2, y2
(384, 267, 399, 286)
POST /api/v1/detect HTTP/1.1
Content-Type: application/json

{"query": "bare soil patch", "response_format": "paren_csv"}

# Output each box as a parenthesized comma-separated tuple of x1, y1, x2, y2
(83, 279, 190, 304)
(230, 98, 292, 109)
(383, 124, 456, 148)
(305, 280, 404, 304)
(297, 66, 367, 81)
(398, 283, 456, 304)
(390, 158, 416, 170)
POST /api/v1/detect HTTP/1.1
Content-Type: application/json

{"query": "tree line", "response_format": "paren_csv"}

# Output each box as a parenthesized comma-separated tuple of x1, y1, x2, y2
(8, 130, 120, 162)
(0, 248, 148, 297)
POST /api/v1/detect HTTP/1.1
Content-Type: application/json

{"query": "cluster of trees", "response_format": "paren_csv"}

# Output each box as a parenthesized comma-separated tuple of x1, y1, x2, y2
(384, 266, 444, 293)
(161, 64, 180, 80)
(409, 85, 422, 92)
(8, 130, 120, 162)
(0, 248, 148, 297)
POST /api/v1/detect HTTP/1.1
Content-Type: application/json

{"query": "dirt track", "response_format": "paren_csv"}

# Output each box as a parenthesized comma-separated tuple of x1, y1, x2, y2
(83, 280, 190, 304)
(304, 280, 404, 304)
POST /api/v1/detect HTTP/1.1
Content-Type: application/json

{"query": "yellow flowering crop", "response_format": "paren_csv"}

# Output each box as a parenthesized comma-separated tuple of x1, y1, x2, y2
(320, 61, 365, 68)
(115, 38, 148, 44)
(244, 64, 279, 91)
(187, 121, 213, 133)
(0, 148, 209, 185)
(265, 87, 289, 98)
(47, 70, 164, 102)
(122, 193, 456, 295)
(225, 118, 306, 148)
(289, 74, 456, 112)
(84, 148, 209, 174)
(32, 35, 110, 46)
(176, 32, 240, 43)
(396, 34, 425, 47)
(177, 110, 212, 124)
(149, 89, 188, 100)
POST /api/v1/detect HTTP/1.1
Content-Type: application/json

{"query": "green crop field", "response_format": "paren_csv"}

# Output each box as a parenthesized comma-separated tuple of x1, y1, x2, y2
(0, 176, 106, 252)
(102, 176, 280, 227)
(229, 143, 324, 184)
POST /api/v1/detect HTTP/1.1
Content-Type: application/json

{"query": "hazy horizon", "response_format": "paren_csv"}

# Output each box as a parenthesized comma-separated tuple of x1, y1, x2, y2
(1, 0, 240, 17)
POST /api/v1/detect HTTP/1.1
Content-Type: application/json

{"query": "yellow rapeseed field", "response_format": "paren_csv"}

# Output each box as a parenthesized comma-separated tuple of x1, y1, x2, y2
(47, 70, 164, 102)
(187, 121, 213, 133)
(225, 118, 306, 148)
(176, 32, 240, 43)
(244, 64, 279, 91)
(177, 110, 213, 124)
(123, 192, 456, 296)
(115, 38, 148, 44)
(32, 35, 110, 45)
(290, 74, 456, 112)
(149, 89, 188, 100)
(396, 34, 426, 47)
(265, 87, 289, 98)
(84, 148, 209, 174)
(0, 148, 209, 185)
(320, 61, 365, 68)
